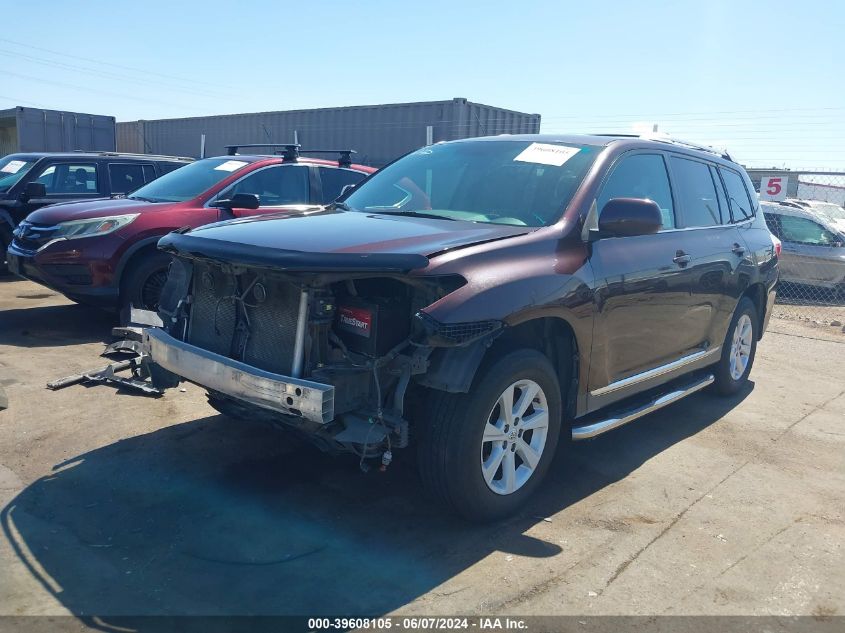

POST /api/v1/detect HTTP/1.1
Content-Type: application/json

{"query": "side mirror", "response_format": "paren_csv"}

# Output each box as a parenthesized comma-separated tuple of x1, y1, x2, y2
(214, 193, 260, 210)
(597, 198, 663, 238)
(21, 181, 46, 201)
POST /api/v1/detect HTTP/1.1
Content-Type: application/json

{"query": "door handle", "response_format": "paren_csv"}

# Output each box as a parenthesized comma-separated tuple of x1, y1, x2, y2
(673, 251, 691, 266)
(732, 243, 746, 256)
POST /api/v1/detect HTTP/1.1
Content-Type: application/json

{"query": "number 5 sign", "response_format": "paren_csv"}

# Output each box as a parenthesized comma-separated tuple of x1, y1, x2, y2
(760, 176, 789, 201)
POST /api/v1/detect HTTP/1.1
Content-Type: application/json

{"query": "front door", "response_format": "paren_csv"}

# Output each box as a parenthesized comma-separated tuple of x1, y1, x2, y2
(216, 164, 312, 218)
(588, 152, 697, 404)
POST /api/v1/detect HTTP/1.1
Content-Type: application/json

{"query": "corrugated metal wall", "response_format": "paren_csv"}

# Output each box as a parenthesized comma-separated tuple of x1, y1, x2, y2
(0, 107, 115, 155)
(116, 98, 541, 165)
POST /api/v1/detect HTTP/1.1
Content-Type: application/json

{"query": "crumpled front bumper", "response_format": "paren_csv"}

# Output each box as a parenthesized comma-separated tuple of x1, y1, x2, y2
(143, 328, 335, 424)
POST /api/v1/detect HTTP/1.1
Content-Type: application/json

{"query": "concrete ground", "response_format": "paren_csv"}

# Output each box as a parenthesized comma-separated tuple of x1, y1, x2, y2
(0, 277, 843, 625)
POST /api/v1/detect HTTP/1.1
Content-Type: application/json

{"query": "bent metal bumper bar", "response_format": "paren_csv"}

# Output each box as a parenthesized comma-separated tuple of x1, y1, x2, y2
(143, 328, 335, 424)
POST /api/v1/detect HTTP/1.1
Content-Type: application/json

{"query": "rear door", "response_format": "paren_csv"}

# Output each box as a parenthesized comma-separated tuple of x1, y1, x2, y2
(666, 155, 749, 354)
(315, 166, 368, 203)
(216, 164, 312, 218)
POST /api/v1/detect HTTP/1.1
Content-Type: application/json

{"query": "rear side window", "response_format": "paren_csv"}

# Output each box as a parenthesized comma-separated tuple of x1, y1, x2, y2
(669, 156, 721, 227)
(318, 167, 367, 203)
(763, 212, 782, 238)
(109, 163, 147, 194)
(720, 168, 755, 222)
(142, 164, 157, 183)
(598, 154, 675, 230)
(35, 163, 99, 195)
(157, 162, 184, 175)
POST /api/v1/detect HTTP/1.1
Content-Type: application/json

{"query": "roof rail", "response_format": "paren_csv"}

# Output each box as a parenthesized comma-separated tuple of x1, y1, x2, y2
(594, 133, 733, 161)
(70, 149, 194, 161)
(224, 143, 357, 166)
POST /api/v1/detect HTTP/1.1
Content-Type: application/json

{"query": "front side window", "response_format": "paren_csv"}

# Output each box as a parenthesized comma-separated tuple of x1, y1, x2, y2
(0, 156, 37, 193)
(597, 153, 675, 230)
(221, 165, 309, 206)
(720, 168, 755, 222)
(344, 140, 599, 227)
(35, 163, 99, 195)
(128, 157, 252, 203)
(109, 163, 147, 194)
(318, 167, 367, 203)
(670, 156, 721, 227)
(778, 215, 842, 246)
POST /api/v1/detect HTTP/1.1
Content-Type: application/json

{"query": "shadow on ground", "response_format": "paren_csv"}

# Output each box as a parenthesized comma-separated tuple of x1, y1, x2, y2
(2, 382, 751, 628)
(0, 302, 115, 348)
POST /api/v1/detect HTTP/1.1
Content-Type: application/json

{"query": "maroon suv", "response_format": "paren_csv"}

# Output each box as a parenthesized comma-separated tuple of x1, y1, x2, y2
(7, 146, 374, 312)
(141, 134, 778, 520)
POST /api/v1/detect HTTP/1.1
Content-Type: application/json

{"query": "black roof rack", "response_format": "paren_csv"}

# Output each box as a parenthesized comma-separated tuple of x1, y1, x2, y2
(224, 144, 357, 167)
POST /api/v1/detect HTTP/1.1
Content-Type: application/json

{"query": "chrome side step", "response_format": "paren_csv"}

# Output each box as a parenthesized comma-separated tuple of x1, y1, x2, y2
(571, 374, 715, 440)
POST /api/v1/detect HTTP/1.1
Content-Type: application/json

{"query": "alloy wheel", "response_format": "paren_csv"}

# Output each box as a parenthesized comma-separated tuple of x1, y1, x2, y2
(729, 314, 753, 380)
(140, 269, 168, 311)
(480, 379, 549, 495)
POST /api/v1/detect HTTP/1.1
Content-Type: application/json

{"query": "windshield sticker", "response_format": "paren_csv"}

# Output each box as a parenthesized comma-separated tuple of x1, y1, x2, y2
(514, 143, 580, 167)
(0, 160, 27, 174)
(214, 160, 248, 172)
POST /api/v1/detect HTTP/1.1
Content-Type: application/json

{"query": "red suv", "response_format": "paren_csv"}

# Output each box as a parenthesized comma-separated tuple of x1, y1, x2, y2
(7, 146, 374, 312)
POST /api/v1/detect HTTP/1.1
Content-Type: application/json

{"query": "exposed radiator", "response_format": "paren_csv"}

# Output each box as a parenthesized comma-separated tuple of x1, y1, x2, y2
(187, 263, 301, 375)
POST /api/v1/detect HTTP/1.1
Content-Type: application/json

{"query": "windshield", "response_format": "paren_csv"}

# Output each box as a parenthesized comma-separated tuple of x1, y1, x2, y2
(343, 140, 599, 227)
(127, 157, 251, 203)
(0, 156, 37, 194)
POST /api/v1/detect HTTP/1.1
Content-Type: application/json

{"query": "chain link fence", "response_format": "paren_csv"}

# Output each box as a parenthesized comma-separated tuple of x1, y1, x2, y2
(745, 169, 845, 334)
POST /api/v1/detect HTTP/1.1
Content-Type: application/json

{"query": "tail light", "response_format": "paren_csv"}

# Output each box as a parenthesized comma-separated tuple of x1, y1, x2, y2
(770, 233, 782, 257)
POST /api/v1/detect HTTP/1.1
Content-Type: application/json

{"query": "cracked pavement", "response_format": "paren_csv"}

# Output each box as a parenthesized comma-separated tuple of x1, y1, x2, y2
(0, 277, 842, 623)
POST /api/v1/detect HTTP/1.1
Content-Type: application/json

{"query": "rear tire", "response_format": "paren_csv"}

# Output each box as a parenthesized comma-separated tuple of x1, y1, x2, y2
(712, 297, 758, 396)
(120, 251, 172, 316)
(416, 349, 562, 522)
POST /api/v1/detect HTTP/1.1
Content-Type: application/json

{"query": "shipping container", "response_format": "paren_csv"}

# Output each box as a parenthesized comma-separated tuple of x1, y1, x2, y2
(0, 107, 115, 156)
(116, 98, 541, 166)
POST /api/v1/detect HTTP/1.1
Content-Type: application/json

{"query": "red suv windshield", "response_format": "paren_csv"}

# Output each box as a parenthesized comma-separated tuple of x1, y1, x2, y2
(127, 157, 252, 203)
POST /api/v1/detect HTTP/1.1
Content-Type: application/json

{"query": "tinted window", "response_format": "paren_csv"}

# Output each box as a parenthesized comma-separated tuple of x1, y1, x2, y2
(157, 162, 184, 175)
(670, 157, 721, 227)
(720, 168, 755, 222)
(344, 141, 599, 227)
(128, 158, 250, 203)
(778, 215, 841, 246)
(142, 164, 157, 183)
(109, 163, 146, 194)
(223, 165, 309, 206)
(318, 167, 367, 203)
(35, 163, 98, 195)
(597, 153, 675, 229)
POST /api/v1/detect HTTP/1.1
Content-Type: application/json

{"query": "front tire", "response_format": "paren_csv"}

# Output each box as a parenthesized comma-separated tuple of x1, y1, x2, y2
(120, 251, 172, 314)
(417, 349, 562, 521)
(0, 223, 13, 275)
(712, 297, 758, 396)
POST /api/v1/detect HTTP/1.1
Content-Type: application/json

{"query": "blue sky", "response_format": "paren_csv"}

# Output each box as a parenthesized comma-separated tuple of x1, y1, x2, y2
(2, 0, 842, 169)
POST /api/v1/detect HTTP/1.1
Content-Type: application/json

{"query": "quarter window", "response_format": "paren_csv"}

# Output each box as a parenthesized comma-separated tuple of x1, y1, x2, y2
(34, 163, 99, 195)
(720, 168, 755, 222)
(597, 154, 675, 230)
(318, 167, 367, 203)
(669, 157, 721, 227)
(223, 165, 309, 206)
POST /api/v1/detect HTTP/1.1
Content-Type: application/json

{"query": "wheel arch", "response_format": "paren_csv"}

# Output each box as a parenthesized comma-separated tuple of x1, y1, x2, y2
(418, 316, 581, 420)
(742, 282, 768, 340)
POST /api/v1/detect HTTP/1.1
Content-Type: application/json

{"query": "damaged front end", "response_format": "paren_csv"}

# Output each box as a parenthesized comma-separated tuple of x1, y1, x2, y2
(144, 237, 500, 463)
